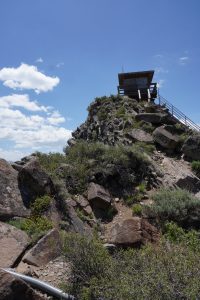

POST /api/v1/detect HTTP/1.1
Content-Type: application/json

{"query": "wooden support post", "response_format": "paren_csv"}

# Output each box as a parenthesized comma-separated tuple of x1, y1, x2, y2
(147, 89, 151, 102)
(138, 89, 141, 100)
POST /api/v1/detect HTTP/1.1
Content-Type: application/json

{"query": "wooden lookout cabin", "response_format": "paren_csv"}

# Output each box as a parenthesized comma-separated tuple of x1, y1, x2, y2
(118, 70, 157, 101)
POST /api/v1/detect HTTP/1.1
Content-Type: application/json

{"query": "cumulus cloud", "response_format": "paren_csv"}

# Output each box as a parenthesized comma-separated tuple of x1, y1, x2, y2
(47, 111, 65, 125)
(0, 94, 49, 112)
(0, 107, 71, 150)
(0, 63, 60, 93)
(179, 56, 189, 65)
(36, 57, 44, 63)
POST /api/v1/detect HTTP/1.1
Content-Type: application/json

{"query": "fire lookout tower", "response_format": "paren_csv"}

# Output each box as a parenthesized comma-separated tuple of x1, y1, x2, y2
(118, 70, 157, 101)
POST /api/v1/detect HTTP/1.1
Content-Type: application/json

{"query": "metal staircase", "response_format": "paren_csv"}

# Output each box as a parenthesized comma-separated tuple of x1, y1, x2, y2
(156, 94, 200, 132)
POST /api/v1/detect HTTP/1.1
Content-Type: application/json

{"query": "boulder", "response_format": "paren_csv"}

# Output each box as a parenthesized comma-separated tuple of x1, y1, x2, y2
(108, 217, 159, 246)
(88, 182, 111, 209)
(126, 128, 153, 143)
(22, 229, 61, 267)
(0, 269, 45, 300)
(161, 156, 200, 193)
(182, 135, 200, 160)
(0, 222, 30, 268)
(135, 113, 169, 124)
(153, 126, 180, 149)
(67, 204, 93, 236)
(0, 159, 29, 220)
(18, 159, 54, 207)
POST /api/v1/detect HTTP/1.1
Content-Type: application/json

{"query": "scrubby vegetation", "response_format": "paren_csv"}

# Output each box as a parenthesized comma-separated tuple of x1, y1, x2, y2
(9, 195, 53, 241)
(62, 232, 200, 300)
(144, 188, 200, 228)
(192, 160, 200, 177)
(62, 141, 152, 195)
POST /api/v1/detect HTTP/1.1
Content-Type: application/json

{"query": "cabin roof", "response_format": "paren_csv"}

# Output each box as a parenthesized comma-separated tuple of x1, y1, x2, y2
(118, 70, 154, 86)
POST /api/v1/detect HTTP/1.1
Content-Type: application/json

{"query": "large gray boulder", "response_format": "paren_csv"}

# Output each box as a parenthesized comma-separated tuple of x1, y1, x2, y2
(135, 113, 169, 124)
(0, 269, 45, 300)
(153, 126, 180, 149)
(182, 135, 200, 160)
(108, 217, 159, 246)
(0, 221, 30, 268)
(22, 229, 61, 267)
(88, 182, 111, 209)
(18, 158, 54, 207)
(126, 128, 153, 143)
(0, 159, 29, 220)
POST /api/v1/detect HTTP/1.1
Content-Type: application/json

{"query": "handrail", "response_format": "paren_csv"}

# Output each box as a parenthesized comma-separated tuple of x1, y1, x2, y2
(2, 268, 76, 300)
(156, 94, 200, 132)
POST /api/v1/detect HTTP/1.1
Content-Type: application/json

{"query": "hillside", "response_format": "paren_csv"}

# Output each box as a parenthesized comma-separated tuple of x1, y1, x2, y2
(0, 94, 200, 299)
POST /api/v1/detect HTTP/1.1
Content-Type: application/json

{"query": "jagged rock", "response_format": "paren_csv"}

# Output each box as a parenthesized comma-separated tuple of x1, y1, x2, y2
(182, 134, 200, 160)
(0, 159, 29, 220)
(0, 221, 30, 268)
(160, 156, 200, 193)
(135, 112, 168, 124)
(153, 125, 180, 149)
(22, 229, 61, 267)
(108, 217, 159, 246)
(126, 128, 153, 143)
(18, 158, 54, 207)
(76, 195, 89, 207)
(0, 269, 45, 300)
(88, 182, 111, 209)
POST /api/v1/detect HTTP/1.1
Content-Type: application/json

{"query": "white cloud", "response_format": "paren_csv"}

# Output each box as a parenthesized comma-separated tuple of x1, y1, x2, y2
(56, 62, 64, 68)
(47, 111, 65, 125)
(36, 57, 44, 63)
(179, 56, 189, 65)
(0, 94, 49, 112)
(155, 67, 168, 74)
(0, 148, 30, 162)
(157, 79, 165, 88)
(0, 63, 60, 93)
(0, 107, 71, 150)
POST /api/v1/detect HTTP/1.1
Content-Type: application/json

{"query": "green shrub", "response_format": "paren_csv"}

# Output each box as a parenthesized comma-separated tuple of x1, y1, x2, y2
(36, 151, 67, 175)
(192, 160, 200, 177)
(164, 222, 200, 251)
(144, 188, 200, 227)
(137, 182, 146, 193)
(115, 106, 126, 118)
(63, 141, 150, 195)
(9, 217, 53, 242)
(31, 195, 52, 217)
(132, 204, 142, 216)
(62, 233, 110, 288)
(62, 232, 200, 300)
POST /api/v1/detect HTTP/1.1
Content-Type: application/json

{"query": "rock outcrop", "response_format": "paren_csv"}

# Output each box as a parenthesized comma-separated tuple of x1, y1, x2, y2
(153, 125, 180, 150)
(0, 222, 30, 268)
(108, 217, 159, 246)
(182, 134, 200, 160)
(0, 159, 29, 220)
(18, 158, 54, 207)
(88, 182, 111, 209)
(0, 269, 45, 300)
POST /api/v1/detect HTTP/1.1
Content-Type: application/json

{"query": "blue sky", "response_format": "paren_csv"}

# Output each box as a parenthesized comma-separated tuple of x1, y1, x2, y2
(0, 0, 199, 160)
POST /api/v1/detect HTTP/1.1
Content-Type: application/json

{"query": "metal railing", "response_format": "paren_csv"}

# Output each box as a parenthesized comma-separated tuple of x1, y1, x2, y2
(156, 94, 200, 132)
(2, 268, 76, 300)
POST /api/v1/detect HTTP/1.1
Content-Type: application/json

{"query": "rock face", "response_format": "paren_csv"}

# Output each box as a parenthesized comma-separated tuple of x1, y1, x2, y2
(22, 229, 61, 267)
(135, 113, 172, 124)
(0, 222, 29, 268)
(160, 156, 200, 194)
(182, 134, 200, 160)
(88, 182, 111, 209)
(108, 217, 159, 246)
(126, 128, 153, 143)
(0, 159, 29, 220)
(18, 158, 54, 207)
(0, 269, 45, 300)
(153, 126, 180, 149)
